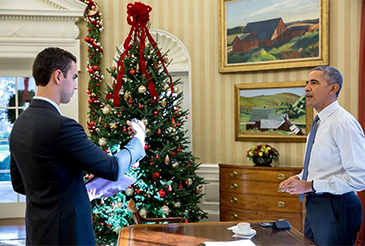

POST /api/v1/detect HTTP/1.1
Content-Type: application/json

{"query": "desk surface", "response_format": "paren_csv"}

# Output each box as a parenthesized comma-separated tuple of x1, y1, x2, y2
(117, 221, 315, 246)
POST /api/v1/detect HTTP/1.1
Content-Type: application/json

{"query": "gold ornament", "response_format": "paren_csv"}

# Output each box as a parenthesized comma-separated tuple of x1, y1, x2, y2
(139, 208, 147, 218)
(172, 161, 179, 168)
(161, 100, 167, 107)
(187, 178, 193, 186)
(138, 85, 147, 93)
(125, 187, 134, 196)
(124, 92, 129, 100)
(102, 106, 110, 115)
(162, 83, 169, 90)
(88, 10, 97, 16)
(166, 127, 176, 136)
(164, 155, 170, 164)
(174, 201, 181, 208)
(110, 121, 117, 130)
(196, 187, 201, 194)
(161, 205, 170, 215)
(173, 86, 179, 93)
(98, 138, 107, 146)
(142, 119, 148, 126)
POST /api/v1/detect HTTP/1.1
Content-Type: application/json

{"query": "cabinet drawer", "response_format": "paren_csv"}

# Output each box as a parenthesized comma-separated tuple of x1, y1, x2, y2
(220, 167, 300, 182)
(220, 206, 302, 231)
(220, 193, 300, 213)
(220, 180, 292, 196)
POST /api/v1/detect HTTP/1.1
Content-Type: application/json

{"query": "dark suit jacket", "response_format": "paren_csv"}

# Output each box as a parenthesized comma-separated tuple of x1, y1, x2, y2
(9, 99, 145, 245)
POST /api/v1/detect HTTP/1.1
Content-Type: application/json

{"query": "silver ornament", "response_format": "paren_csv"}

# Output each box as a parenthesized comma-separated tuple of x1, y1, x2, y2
(161, 205, 170, 215)
(125, 187, 134, 196)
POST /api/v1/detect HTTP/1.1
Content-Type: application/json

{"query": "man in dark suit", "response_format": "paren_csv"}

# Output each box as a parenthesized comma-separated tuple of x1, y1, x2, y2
(9, 47, 146, 245)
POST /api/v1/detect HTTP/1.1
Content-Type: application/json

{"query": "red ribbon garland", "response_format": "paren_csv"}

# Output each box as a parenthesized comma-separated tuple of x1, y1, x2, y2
(113, 2, 173, 107)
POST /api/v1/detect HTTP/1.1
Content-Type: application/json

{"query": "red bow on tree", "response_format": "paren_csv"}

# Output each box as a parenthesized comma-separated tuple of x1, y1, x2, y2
(113, 2, 173, 107)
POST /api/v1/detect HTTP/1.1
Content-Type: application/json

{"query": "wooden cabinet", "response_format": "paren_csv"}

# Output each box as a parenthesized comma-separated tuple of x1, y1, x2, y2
(219, 164, 303, 231)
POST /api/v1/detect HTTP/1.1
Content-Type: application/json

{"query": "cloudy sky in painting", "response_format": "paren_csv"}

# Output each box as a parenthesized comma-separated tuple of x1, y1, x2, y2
(226, 0, 320, 29)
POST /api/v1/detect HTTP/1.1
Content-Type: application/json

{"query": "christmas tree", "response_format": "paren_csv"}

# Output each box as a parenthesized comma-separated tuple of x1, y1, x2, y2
(84, 2, 208, 245)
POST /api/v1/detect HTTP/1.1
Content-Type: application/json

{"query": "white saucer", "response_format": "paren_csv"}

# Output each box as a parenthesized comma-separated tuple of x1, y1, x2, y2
(232, 228, 256, 237)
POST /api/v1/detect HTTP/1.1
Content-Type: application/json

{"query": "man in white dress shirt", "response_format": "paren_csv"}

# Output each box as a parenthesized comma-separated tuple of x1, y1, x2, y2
(279, 66, 365, 245)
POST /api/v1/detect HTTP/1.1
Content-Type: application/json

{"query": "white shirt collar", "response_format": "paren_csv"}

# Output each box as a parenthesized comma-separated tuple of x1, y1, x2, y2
(317, 100, 339, 123)
(33, 96, 62, 115)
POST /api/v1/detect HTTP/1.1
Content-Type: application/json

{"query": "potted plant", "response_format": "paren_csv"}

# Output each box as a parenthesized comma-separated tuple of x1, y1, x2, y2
(246, 144, 279, 166)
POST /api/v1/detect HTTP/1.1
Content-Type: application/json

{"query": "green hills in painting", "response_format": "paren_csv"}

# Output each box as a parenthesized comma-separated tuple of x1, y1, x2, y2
(240, 92, 300, 110)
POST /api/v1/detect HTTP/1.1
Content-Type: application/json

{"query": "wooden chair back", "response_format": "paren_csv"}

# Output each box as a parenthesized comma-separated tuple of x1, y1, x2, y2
(127, 199, 185, 224)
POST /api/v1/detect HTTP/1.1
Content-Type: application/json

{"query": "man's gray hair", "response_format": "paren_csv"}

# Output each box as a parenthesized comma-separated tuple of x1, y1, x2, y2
(311, 66, 343, 97)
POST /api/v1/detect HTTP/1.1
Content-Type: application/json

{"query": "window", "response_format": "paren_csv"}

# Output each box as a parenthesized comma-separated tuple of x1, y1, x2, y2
(0, 77, 36, 203)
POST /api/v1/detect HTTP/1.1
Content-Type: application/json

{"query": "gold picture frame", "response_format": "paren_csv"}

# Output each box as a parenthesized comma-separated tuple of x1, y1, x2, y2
(235, 81, 313, 142)
(219, 0, 329, 73)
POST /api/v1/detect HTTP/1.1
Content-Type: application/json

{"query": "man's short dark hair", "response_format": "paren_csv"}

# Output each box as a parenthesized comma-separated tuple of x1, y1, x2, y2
(32, 47, 77, 86)
(311, 66, 343, 97)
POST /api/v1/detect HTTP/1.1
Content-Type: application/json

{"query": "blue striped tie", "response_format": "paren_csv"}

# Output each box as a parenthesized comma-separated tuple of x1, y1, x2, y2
(299, 115, 319, 202)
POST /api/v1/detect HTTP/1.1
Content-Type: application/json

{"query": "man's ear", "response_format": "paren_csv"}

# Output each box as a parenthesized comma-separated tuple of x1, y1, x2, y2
(53, 69, 63, 85)
(330, 83, 339, 96)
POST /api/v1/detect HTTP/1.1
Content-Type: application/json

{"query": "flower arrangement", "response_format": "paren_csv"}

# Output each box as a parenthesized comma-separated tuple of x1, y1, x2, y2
(246, 144, 279, 166)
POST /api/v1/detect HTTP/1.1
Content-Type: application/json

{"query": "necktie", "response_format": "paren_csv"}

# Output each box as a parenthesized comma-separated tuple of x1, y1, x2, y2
(299, 115, 319, 202)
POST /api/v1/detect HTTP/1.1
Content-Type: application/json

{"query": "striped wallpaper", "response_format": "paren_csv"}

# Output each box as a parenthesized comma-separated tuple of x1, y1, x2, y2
(77, 0, 362, 168)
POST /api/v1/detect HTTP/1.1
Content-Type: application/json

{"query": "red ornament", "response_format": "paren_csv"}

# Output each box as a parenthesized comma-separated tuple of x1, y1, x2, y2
(150, 161, 155, 166)
(187, 162, 192, 168)
(168, 185, 172, 192)
(100, 198, 104, 205)
(144, 144, 149, 150)
(177, 145, 182, 152)
(109, 212, 113, 217)
(153, 111, 158, 115)
(152, 172, 160, 179)
(157, 129, 161, 135)
(136, 189, 141, 194)
(92, 65, 99, 70)
(139, 103, 143, 109)
(178, 181, 183, 189)
(158, 190, 166, 198)
(129, 69, 136, 76)
(123, 127, 127, 132)
(88, 99, 93, 104)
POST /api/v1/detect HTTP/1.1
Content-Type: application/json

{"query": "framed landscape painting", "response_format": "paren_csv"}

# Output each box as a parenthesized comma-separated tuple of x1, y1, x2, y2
(235, 81, 313, 142)
(219, 0, 329, 73)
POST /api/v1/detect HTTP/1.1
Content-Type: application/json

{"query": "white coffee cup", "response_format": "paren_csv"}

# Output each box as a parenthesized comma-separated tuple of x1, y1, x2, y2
(237, 222, 251, 234)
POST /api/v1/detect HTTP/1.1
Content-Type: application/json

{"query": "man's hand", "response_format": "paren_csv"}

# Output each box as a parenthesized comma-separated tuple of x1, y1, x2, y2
(279, 176, 312, 194)
(127, 119, 146, 146)
(88, 188, 103, 202)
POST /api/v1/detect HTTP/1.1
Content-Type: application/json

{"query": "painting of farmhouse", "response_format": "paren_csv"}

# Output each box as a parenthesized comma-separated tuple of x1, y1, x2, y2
(220, 0, 328, 72)
(235, 82, 312, 142)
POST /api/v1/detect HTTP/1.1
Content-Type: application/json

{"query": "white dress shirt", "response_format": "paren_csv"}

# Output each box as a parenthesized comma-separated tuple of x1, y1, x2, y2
(298, 100, 365, 194)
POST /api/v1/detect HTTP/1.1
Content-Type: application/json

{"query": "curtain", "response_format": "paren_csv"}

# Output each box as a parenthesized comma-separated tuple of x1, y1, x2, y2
(356, 0, 365, 245)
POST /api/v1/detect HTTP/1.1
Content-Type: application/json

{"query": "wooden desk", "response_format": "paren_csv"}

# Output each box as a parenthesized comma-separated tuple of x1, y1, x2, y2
(117, 221, 315, 246)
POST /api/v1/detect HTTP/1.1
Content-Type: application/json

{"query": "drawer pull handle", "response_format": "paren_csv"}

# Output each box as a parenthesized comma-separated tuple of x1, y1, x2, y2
(277, 201, 285, 208)
(230, 171, 238, 177)
(231, 214, 238, 219)
(230, 197, 238, 203)
(230, 183, 238, 189)
(277, 174, 286, 180)
(277, 187, 282, 193)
